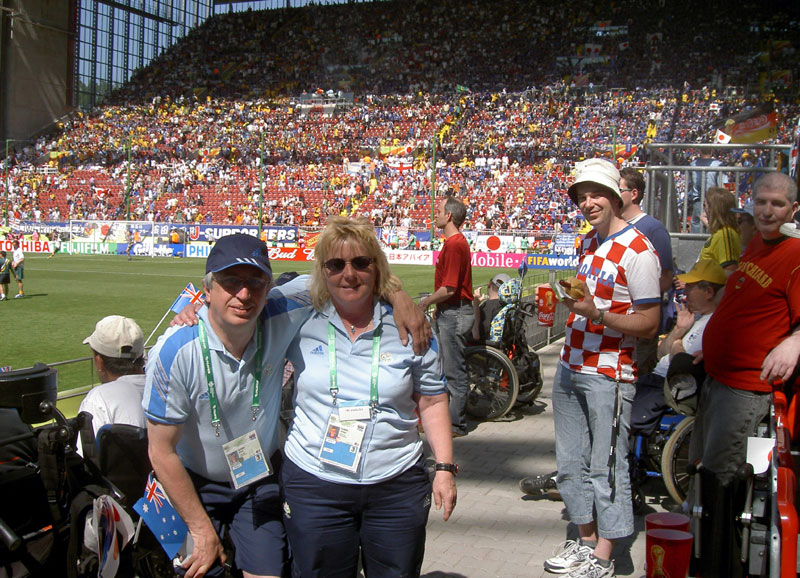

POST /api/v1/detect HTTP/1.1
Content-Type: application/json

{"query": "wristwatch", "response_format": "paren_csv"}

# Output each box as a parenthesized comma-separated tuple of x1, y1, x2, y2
(434, 462, 459, 475)
(592, 310, 605, 325)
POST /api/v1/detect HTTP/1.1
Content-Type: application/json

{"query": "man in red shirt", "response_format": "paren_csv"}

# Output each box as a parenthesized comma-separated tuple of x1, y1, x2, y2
(691, 171, 800, 485)
(420, 196, 474, 437)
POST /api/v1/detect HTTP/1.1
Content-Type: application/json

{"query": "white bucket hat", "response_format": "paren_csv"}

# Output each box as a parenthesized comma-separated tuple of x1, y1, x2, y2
(567, 158, 622, 205)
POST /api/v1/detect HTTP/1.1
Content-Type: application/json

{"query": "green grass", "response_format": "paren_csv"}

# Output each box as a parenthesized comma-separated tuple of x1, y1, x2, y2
(4, 254, 544, 398)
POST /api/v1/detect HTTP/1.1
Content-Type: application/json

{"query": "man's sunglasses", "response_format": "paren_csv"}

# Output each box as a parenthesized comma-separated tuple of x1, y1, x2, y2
(323, 256, 374, 273)
(214, 274, 269, 293)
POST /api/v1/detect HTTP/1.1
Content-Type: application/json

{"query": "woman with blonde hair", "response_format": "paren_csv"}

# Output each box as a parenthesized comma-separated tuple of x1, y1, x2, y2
(697, 186, 741, 274)
(283, 216, 456, 578)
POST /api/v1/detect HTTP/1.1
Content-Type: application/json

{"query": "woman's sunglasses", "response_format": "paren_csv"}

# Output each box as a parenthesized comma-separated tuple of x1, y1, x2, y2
(324, 256, 374, 274)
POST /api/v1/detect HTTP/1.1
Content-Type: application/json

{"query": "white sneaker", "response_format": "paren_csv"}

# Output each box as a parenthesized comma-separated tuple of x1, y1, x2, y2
(544, 540, 593, 574)
(0, 295, 5, 301)
(565, 556, 615, 578)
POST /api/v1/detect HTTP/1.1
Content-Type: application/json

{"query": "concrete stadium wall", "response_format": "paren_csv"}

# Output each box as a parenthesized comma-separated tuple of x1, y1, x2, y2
(1, 0, 71, 142)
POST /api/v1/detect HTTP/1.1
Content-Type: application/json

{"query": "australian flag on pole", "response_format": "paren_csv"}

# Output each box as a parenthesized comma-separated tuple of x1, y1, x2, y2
(170, 282, 205, 314)
(133, 473, 188, 559)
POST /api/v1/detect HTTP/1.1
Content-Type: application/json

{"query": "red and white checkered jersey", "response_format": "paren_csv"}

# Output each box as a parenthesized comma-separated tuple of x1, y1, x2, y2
(560, 224, 661, 382)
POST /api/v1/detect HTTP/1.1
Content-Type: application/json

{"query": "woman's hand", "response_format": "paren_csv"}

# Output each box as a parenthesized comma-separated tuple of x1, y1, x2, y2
(432, 471, 457, 521)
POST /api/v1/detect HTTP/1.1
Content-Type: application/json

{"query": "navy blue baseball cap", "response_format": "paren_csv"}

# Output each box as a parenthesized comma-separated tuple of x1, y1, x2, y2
(206, 233, 272, 278)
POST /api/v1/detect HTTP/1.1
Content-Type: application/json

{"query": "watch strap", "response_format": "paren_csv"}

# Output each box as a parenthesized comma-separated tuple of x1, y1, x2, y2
(434, 462, 459, 475)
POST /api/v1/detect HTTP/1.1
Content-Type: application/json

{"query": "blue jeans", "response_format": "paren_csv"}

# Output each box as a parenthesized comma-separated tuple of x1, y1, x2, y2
(435, 303, 475, 435)
(688, 376, 770, 487)
(690, 198, 705, 233)
(552, 364, 635, 540)
(281, 457, 431, 578)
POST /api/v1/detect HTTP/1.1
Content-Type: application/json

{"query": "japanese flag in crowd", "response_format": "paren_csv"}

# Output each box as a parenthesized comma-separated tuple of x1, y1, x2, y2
(133, 473, 189, 559)
(715, 129, 732, 144)
(170, 282, 205, 314)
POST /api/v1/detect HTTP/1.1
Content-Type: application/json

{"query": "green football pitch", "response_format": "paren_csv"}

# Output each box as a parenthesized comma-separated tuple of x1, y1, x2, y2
(2, 253, 541, 415)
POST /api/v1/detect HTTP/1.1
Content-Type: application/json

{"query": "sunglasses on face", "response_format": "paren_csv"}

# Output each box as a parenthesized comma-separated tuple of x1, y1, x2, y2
(323, 256, 374, 273)
(214, 274, 269, 294)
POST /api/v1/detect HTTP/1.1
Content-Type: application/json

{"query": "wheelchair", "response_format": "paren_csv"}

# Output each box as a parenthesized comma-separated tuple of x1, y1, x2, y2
(0, 364, 170, 578)
(465, 278, 544, 420)
(687, 389, 800, 578)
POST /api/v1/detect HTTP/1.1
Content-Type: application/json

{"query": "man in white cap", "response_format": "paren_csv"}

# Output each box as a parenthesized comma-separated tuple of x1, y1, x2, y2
(544, 159, 660, 578)
(78, 315, 147, 450)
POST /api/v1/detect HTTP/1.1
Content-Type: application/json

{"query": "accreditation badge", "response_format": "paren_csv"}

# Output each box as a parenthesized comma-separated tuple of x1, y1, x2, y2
(318, 403, 371, 473)
(223, 430, 271, 489)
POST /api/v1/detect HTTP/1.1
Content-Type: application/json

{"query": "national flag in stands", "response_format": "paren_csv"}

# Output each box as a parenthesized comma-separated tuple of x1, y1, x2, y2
(133, 473, 188, 559)
(710, 104, 778, 144)
(715, 129, 732, 144)
(0, 366, 10, 373)
(170, 283, 205, 314)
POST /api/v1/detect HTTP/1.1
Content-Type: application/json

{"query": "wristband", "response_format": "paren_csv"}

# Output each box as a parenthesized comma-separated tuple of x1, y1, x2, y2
(592, 310, 605, 326)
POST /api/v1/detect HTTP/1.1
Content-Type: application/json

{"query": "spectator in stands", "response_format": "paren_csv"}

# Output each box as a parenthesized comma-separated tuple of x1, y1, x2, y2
(690, 172, 799, 494)
(471, 273, 511, 342)
(696, 186, 740, 275)
(619, 167, 674, 374)
(545, 159, 660, 578)
(688, 150, 726, 233)
(731, 201, 755, 253)
(77, 315, 147, 456)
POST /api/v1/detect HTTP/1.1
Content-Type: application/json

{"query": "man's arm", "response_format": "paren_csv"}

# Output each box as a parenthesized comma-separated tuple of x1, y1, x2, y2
(147, 420, 225, 578)
(419, 286, 457, 310)
(761, 327, 800, 384)
(387, 288, 432, 356)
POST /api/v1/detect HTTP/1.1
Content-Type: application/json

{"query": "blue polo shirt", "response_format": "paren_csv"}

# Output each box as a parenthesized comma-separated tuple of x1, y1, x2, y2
(143, 276, 312, 482)
(284, 298, 446, 484)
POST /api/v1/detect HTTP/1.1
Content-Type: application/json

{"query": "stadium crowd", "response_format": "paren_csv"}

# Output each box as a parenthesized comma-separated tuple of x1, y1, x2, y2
(1, 0, 798, 235)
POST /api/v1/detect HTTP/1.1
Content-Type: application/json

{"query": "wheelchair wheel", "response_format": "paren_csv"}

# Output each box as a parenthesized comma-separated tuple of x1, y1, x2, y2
(515, 345, 543, 404)
(465, 345, 519, 420)
(660, 416, 695, 506)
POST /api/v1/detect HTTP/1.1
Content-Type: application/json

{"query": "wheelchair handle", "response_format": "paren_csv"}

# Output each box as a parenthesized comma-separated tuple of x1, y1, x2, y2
(0, 516, 22, 552)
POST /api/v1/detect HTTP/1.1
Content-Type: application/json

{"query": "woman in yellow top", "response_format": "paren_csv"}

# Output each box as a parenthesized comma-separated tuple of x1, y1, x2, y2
(697, 186, 741, 275)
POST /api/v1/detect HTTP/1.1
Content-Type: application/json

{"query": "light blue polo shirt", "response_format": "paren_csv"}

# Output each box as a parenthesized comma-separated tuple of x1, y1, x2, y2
(142, 276, 312, 482)
(284, 298, 446, 484)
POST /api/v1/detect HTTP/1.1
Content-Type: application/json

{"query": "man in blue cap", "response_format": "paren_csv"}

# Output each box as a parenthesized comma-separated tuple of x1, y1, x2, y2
(144, 233, 309, 578)
(145, 233, 428, 578)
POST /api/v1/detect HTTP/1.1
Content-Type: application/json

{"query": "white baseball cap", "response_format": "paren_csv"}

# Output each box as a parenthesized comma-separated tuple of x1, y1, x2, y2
(491, 273, 512, 287)
(567, 158, 622, 204)
(83, 315, 145, 360)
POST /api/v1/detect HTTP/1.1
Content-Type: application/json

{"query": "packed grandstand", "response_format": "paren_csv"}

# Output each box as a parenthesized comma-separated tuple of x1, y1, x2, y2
(2, 0, 799, 239)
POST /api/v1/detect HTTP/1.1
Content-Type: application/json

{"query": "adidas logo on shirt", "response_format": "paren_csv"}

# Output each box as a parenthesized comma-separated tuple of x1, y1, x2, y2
(310, 345, 324, 356)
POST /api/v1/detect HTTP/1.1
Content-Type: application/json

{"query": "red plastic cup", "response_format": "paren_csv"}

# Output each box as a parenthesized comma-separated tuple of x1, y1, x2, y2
(645, 511, 690, 533)
(645, 528, 693, 578)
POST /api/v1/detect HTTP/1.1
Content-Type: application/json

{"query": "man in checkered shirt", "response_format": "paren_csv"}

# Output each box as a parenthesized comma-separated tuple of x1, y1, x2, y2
(544, 159, 661, 578)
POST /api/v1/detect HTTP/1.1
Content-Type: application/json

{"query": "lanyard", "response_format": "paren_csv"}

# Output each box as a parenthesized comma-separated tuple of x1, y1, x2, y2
(327, 320, 382, 409)
(198, 318, 262, 436)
